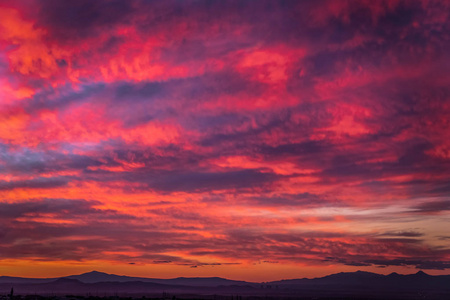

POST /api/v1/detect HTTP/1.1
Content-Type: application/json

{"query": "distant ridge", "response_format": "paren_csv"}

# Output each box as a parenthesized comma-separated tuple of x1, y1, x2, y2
(2, 269, 449, 286)
(0, 276, 58, 284)
(64, 270, 252, 286)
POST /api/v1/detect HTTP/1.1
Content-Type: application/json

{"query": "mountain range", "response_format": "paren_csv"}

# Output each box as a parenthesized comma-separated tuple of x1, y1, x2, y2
(1, 270, 450, 299)
(0, 270, 251, 286)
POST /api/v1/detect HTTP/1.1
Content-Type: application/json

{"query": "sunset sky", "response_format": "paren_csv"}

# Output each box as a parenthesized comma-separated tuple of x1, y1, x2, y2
(0, 0, 449, 281)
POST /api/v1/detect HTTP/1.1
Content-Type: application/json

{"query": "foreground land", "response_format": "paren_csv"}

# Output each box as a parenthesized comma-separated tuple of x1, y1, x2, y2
(1, 293, 450, 300)
(1, 271, 450, 300)
(0, 295, 447, 300)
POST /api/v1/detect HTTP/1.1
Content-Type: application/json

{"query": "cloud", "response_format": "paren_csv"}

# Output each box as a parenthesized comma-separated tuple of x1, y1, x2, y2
(380, 231, 424, 238)
(84, 166, 284, 193)
(143, 169, 283, 192)
(412, 200, 450, 214)
(246, 192, 340, 208)
(0, 177, 70, 191)
(35, 0, 135, 41)
(0, 198, 102, 218)
(0, 0, 449, 278)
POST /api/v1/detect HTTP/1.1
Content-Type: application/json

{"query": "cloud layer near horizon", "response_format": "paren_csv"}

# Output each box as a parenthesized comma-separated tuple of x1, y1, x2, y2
(0, 0, 449, 279)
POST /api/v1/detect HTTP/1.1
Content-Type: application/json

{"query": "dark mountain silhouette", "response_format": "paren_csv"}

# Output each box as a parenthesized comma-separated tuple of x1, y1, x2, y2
(271, 270, 450, 288)
(1, 270, 450, 299)
(0, 276, 58, 284)
(64, 270, 251, 286)
(0, 271, 251, 287)
(270, 270, 384, 285)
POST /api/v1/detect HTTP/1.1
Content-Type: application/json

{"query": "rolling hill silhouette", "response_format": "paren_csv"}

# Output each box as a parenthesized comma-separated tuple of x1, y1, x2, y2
(64, 270, 252, 286)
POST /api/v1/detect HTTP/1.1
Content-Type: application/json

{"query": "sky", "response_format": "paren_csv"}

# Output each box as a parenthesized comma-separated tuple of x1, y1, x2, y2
(0, 0, 449, 282)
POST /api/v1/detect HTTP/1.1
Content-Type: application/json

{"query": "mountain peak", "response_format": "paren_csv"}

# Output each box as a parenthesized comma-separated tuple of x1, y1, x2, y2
(79, 270, 110, 276)
(65, 270, 117, 283)
(415, 270, 429, 276)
